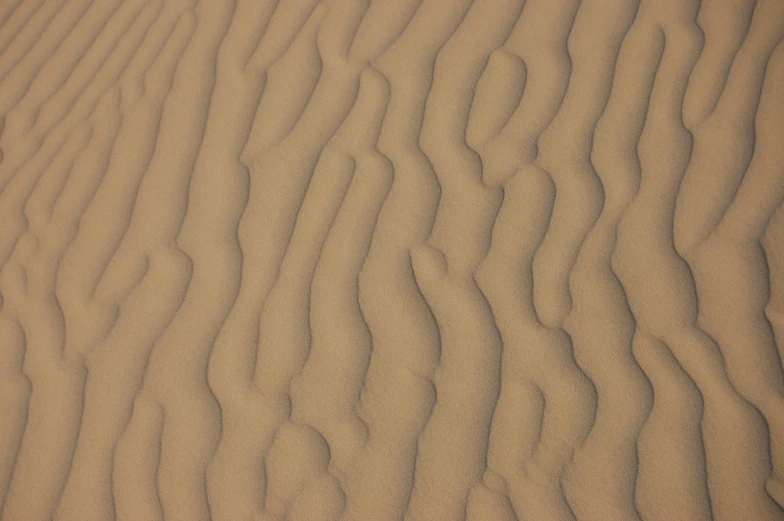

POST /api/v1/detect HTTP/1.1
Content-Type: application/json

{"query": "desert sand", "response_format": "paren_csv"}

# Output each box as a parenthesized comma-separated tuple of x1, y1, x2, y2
(0, 0, 783, 520)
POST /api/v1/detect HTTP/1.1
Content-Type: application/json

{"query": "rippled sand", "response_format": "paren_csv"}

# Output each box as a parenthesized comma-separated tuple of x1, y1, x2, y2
(1, 1, 784, 520)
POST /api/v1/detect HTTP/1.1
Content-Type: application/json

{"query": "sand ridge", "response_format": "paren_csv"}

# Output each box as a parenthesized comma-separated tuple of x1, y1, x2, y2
(0, 0, 783, 520)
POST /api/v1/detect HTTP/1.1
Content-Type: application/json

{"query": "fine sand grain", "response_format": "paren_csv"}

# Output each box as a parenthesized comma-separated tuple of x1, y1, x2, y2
(1, 1, 784, 520)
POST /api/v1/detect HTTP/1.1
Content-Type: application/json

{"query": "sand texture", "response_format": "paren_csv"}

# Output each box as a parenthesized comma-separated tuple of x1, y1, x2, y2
(1, 0, 784, 520)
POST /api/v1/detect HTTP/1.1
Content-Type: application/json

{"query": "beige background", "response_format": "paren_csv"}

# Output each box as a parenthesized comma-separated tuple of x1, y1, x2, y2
(0, 0, 784, 520)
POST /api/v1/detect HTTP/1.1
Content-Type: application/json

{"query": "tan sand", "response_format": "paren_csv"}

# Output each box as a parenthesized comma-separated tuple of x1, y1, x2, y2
(0, 0, 783, 520)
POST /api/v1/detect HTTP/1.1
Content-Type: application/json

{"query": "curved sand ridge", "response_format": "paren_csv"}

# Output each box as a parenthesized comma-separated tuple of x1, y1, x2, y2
(0, 1, 783, 520)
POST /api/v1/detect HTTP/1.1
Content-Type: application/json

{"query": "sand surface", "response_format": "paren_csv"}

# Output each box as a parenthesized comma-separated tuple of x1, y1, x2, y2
(0, 0, 784, 520)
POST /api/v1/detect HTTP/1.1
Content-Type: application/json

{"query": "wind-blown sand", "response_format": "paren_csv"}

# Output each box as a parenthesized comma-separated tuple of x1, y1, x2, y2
(0, 0, 783, 520)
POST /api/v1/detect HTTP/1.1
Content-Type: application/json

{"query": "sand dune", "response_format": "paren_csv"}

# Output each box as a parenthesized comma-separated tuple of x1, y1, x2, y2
(0, 0, 783, 520)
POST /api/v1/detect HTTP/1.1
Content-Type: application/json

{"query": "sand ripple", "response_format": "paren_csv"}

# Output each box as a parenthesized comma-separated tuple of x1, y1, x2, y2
(0, 1, 783, 520)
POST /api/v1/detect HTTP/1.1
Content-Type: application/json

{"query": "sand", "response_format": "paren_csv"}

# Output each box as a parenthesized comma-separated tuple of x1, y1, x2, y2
(0, 0, 783, 520)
